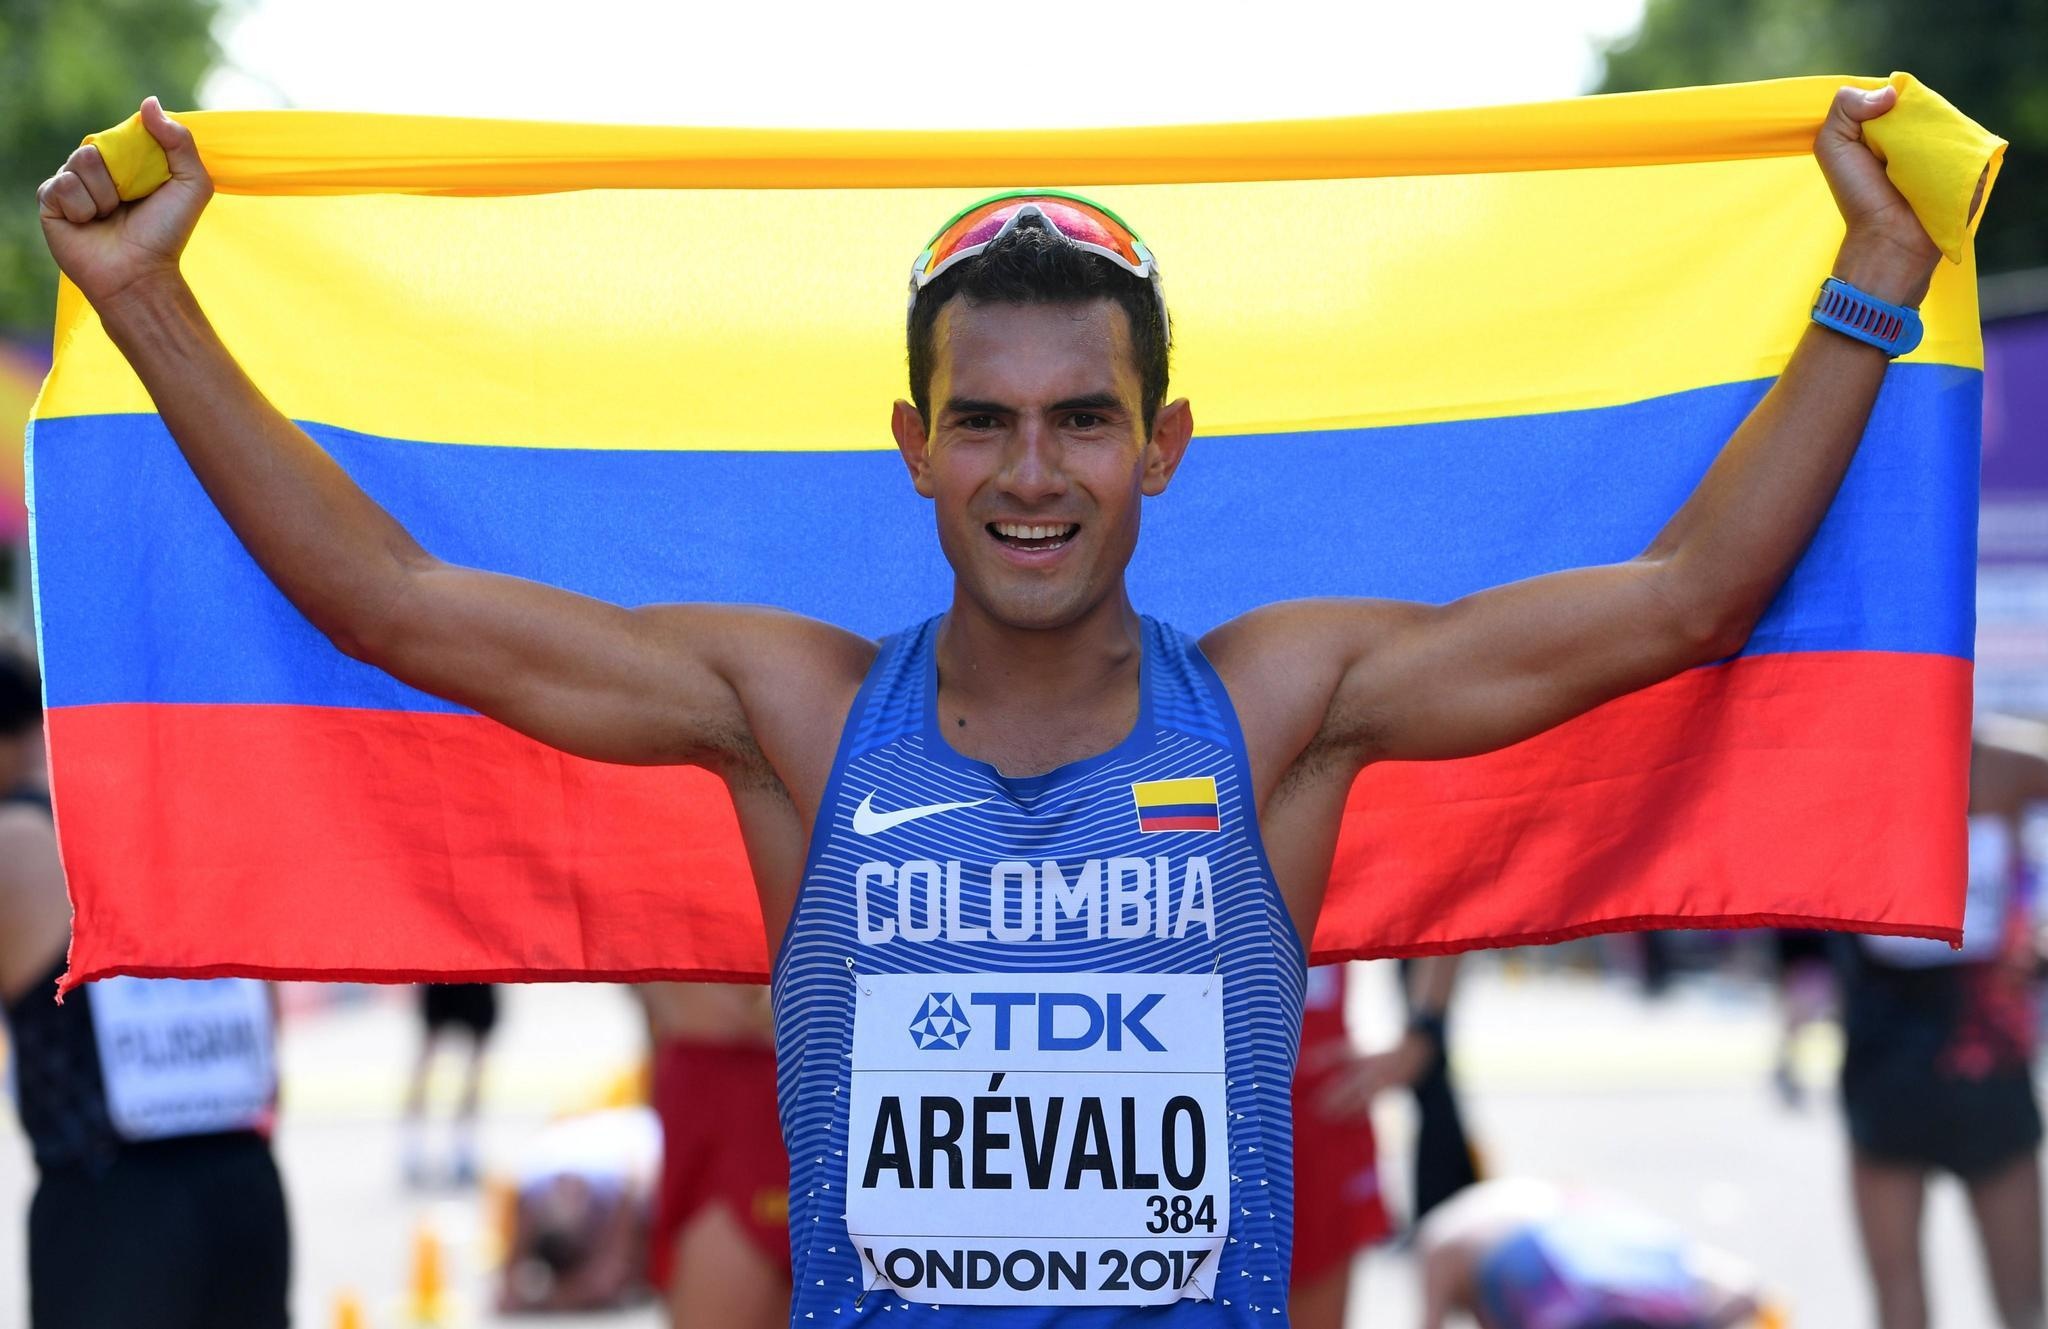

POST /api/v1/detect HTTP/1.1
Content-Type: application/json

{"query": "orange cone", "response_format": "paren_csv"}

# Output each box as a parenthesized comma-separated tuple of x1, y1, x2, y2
(407, 1222, 449, 1326)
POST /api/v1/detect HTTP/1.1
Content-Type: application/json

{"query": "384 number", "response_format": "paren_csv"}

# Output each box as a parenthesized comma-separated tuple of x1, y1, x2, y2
(1144, 1193, 1218, 1234)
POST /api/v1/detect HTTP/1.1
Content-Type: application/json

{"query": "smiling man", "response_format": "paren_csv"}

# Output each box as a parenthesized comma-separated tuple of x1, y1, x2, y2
(39, 88, 1942, 1325)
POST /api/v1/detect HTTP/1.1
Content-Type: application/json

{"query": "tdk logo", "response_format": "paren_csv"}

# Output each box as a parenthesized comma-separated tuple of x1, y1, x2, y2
(908, 993, 972, 1050)
(963, 991, 1166, 1053)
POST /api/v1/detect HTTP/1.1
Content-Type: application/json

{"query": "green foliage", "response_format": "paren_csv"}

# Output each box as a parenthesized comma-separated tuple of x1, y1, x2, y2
(1599, 0, 2047, 274)
(0, 0, 223, 336)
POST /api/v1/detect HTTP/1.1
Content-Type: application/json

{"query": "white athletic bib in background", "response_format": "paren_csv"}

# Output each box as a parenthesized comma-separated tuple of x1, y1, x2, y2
(846, 971, 1228, 1306)
(90, 977, 275, 1140)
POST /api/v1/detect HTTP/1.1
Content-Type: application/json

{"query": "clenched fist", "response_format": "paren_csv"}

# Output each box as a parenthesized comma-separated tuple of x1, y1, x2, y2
(1813, 84, 1944, 308)
(38, 97, 213, 311)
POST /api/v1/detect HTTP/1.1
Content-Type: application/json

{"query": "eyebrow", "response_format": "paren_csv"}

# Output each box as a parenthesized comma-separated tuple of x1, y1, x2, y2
(943, 398, 1013, 416)
(940, 392, 1125, 415)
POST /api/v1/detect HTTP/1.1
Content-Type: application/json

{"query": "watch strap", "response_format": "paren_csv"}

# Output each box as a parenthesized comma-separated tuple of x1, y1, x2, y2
(1812, 277, 1924, 357)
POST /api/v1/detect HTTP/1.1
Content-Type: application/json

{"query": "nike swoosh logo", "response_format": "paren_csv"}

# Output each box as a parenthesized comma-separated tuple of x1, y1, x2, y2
(852, 792, 990, 836)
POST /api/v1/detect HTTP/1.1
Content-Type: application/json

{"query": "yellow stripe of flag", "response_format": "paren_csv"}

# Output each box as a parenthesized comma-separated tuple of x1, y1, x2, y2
(1133, 778, 1219, 810)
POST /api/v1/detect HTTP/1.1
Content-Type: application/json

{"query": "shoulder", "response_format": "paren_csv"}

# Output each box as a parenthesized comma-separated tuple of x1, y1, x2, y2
(642, 604, 881, 807)
(638, 601, 876, 669)
(1201, 598, 1425, 723)
(1200, 598, 1432, 674)
(636, 602, 876, 720)
(1196, 600, 1422, 793)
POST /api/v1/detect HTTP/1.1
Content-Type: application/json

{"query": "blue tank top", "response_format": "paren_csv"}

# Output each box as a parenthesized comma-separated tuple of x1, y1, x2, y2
(775, 615, 1306, 1324)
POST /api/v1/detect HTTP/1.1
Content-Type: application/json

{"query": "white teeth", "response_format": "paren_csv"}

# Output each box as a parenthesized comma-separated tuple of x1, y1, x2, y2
(994, 522, 1076, 541)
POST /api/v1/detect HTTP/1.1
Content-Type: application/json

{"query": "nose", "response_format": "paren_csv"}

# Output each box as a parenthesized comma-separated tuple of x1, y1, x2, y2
(995, 419, 1068, 507)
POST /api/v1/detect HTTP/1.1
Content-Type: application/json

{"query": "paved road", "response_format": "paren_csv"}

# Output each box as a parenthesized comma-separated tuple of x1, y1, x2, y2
(0, 961, 2022, 1327)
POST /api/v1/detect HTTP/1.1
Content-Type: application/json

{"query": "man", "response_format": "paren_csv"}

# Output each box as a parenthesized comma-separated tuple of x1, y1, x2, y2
(403, 981, 500, 1186)
(1841, 737, 2046, 1329)
(1290, 957, 1463, 1329)
(638, 982, 789, 1329)
(496, 1104, 663, 1313)
(1415, 1178, 1766, 1329)
(38, 86, 1941, 1321)
(0, 634, 290, 1328)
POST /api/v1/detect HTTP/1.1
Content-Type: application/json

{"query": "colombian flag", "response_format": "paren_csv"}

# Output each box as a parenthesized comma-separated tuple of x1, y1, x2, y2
(28, 75, 2002, 989)
(1134, 779, 1223, 835)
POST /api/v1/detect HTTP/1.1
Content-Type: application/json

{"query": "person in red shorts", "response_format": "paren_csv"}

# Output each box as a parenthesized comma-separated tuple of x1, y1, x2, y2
(1292, 956, 1462, 1329)
(638, 982, 789, 1329)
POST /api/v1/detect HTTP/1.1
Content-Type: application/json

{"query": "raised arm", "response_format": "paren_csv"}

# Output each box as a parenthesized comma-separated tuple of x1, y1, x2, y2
(1216, 85, 1951, 774)
(37, 101, 869, 786)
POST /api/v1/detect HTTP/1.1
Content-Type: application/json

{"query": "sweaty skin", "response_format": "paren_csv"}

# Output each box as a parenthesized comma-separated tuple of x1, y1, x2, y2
(38, 90, 1942, 953)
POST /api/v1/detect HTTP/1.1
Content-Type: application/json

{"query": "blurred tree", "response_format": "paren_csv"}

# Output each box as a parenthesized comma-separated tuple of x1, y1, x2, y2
(1599, 0, 2046, 274)
(0, 0, 223, 336)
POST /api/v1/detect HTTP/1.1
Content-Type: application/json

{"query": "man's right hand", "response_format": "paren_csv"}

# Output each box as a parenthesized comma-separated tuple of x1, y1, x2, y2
(38, 96, 212, 310)
(33, 96, 882, 949)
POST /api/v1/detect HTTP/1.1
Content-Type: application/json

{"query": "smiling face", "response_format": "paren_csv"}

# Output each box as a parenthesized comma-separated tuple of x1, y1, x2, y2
(892, 298, 1191, 632)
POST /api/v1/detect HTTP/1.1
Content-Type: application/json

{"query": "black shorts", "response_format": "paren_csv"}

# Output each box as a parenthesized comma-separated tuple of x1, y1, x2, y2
(1771, 928, 1833, 970)
(30, 1131, 290, 1329)
(421, 981, 500, 1037)
(1841, 963, 2043, 1179)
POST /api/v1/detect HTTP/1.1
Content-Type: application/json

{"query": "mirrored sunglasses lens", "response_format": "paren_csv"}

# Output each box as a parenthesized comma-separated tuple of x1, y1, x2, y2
(1034, 202, 1136, 260)
(923, 197, 1146, 279)
(924, 204, 1024, 273)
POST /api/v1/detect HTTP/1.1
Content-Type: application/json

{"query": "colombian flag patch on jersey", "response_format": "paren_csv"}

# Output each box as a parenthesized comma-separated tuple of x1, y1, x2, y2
(1133, 777, 1221, 834)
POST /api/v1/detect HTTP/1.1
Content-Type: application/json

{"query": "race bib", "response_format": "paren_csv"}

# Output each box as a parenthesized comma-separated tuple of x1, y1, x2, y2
(847, 971, 1227, 1307)
(90, 977, 276, 1141)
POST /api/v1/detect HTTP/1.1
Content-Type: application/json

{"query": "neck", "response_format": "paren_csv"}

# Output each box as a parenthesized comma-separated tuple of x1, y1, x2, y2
(937, 586, 1143, 713)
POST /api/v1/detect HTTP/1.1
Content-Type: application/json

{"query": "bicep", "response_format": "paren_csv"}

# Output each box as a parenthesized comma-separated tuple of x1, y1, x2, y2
(1332, 559, 1705, 763)
(372, 562, 863, 770)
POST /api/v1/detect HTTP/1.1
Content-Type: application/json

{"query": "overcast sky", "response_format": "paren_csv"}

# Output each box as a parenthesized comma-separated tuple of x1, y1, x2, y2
(200, 0, 1650, 126)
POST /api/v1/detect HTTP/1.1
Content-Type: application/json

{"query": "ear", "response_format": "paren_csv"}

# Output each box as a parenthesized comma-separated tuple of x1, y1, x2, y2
(892, 399, 937, 498)
(1140, 398, 1194, 497)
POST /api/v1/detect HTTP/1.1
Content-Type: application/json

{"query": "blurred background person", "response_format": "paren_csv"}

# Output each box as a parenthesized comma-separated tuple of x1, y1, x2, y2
(1402, 957, 1484, 1221)
(1416, 1177, 1767, 1329)
(495, 1103, 661, 1313)
(1839, 737, 2048, 1329)
(403, 981, 500, 1186)
(1767, 930, 1835, 1108)
(1292, 957, 1467, 1329)
(639, 981, 788, 1329)
(0, 633, 291, 1327)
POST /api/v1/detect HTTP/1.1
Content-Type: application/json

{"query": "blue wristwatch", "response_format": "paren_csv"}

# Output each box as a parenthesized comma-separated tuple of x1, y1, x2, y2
(1811, 277, 1923, 357)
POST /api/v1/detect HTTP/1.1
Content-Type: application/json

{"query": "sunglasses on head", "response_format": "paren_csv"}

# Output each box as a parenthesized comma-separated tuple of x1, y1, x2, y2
(909, 189, 1167, 340)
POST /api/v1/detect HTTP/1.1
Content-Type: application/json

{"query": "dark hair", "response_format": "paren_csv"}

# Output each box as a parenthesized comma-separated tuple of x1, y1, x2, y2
(530, 1228, 592, 1274)
(906, 216, 1171, 432)
(0, 632, 38, 739)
